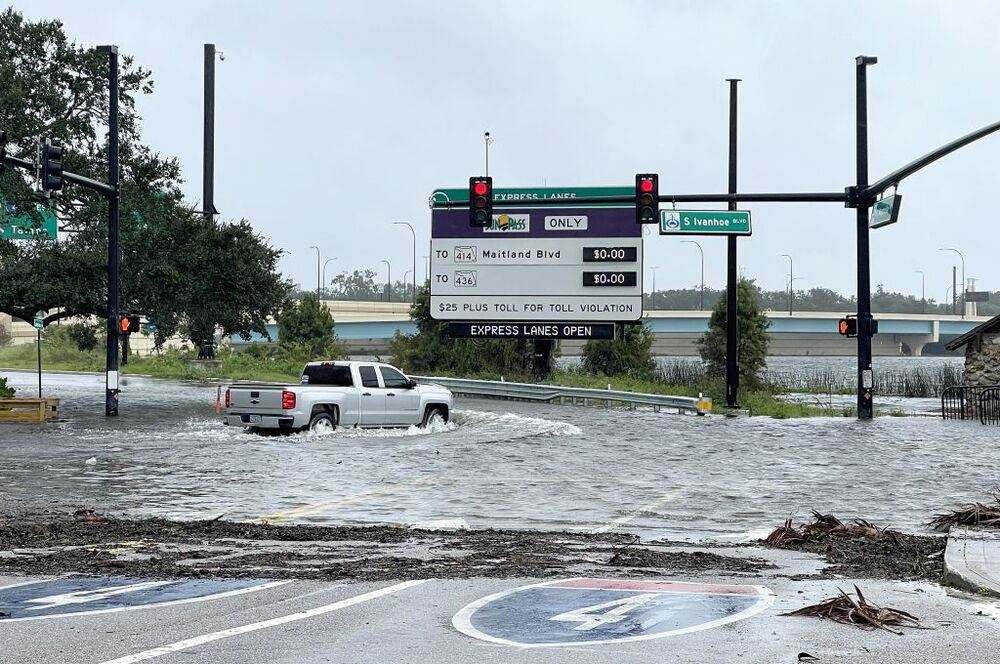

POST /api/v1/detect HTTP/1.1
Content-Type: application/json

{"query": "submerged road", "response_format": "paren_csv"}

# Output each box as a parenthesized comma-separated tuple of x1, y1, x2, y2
(0, 371, 996, 540)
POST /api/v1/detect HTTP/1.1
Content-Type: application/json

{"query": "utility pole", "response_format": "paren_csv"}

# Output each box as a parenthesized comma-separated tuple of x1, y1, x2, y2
(98, 46, 121, 417)
(725, 78, 740, 409)
(855, 55, 877, 421)
(914, 270, 925, 313)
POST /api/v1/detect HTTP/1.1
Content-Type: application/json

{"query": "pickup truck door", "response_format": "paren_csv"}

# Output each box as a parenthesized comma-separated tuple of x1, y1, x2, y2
(380, 366, 422, 425)
(357, 365, 386, 426)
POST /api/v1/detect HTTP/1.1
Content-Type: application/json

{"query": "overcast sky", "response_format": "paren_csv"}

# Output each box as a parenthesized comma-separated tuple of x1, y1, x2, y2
(16, 1, 1000, 301)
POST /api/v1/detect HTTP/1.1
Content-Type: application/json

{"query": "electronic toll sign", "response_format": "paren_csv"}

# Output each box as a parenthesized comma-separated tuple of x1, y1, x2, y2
(429, 187, 642, 338)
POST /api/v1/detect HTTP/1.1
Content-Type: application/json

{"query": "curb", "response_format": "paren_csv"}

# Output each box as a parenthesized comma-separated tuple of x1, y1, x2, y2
(943, 527, 1000, 597)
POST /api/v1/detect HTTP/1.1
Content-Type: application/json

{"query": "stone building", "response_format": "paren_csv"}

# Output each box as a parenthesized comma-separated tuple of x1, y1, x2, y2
(945, 314, 1000, 386)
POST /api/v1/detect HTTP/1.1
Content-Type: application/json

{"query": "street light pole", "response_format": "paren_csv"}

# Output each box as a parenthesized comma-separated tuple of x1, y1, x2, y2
(681, 241, 704, 310)
(938, 247, 965, 318)
(781, 254, 794, 315)
(649, 266, 660, 309)
(308, 246, 320, 299)
(381, 259, 391, 302)
(484, 131, 493, 176)
(203, 44, 223, 223)
(322, 257, 338, 299)
(914, 269, 925, 313)
(393, 221, 416, 304)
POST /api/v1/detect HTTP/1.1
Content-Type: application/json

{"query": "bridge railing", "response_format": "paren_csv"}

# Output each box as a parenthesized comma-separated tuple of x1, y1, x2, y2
(941, 384, 1000, 423)
(411, 376, 703, 414)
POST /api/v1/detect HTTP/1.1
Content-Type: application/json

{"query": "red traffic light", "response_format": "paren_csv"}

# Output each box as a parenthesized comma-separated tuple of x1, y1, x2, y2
(469, 176, 493, 227)
(639, 179, 654, 193)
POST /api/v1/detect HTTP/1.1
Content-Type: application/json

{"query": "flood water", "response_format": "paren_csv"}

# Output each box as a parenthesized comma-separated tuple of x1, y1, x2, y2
(0, 368, 994, 542)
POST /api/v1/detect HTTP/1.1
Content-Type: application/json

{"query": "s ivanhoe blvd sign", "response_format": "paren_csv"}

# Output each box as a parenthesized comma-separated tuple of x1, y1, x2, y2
(659, 210, 752, 236)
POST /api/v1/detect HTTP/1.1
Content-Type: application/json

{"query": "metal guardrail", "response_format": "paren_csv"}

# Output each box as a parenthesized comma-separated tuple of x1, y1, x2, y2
(941, 384, 1000, 422)
(411, 376, 706, 414)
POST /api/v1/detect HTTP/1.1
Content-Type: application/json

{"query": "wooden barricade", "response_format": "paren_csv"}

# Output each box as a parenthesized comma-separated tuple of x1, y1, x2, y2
(0, 398, 60, 422)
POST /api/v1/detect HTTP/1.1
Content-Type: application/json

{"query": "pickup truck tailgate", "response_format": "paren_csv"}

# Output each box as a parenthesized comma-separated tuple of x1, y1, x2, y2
(228, 384, 287, 413)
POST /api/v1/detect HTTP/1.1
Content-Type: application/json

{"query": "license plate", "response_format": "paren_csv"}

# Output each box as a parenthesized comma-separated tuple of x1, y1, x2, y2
(248, 415, 262, 423)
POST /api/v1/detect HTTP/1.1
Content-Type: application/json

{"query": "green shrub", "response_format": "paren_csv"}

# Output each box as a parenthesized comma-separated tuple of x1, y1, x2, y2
(0, 375, 15, 397)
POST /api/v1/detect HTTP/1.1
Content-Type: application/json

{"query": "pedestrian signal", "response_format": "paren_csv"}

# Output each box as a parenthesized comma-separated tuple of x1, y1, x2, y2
(119, 315, 141, 335)
(838, 317, 858, 337)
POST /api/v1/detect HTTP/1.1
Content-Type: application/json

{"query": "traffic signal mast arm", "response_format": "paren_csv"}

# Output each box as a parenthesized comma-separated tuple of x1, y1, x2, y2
(432, 191, 849, 209)
(862, 118, 1000, 203)
(0, 149, 117, 196)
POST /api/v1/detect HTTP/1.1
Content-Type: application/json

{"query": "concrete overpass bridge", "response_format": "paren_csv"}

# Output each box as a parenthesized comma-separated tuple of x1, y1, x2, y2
(229, 302, 985, 357)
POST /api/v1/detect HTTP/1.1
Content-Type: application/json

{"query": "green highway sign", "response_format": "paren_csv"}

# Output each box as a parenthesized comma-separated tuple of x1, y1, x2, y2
(659, 209, 752, 236)
(1, 200, 58, 240)
(869, 194, 901, 229)
(431, 186, 633, 208)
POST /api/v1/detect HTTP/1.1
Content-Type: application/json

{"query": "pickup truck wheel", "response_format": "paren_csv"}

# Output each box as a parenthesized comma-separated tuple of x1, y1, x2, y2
(422, 406, 447, 428)
(308, 412, 337, 434)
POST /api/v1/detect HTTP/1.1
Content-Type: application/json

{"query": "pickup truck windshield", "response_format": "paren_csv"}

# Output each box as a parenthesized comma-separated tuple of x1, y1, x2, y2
(302, 364, 354, 386)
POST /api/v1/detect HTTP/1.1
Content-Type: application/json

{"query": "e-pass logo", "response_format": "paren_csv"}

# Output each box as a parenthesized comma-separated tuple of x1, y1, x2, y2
(453, 578, 773, 647)
(483, 214, 530, 233)
(661, 212, 681, 231)
(0, 576, 284, 621)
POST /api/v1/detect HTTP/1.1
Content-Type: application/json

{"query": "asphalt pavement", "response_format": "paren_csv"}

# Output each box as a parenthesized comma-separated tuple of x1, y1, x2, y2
(2, 563, 999, 664)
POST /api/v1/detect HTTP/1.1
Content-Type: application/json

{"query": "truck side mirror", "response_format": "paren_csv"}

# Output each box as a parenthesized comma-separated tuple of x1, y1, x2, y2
(406, 379, 418, 389)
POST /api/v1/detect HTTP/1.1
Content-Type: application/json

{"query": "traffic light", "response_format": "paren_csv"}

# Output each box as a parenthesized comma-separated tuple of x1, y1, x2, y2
(635, 173, 658, 224)
(119, 314, 140, 335)
(40, 139, 64, 195)
(469, 176, 492, 227)
(838, 316, 858, 337)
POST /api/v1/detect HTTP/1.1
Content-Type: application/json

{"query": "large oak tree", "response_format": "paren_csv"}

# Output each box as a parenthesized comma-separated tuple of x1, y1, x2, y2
(0, 8, 290, 346)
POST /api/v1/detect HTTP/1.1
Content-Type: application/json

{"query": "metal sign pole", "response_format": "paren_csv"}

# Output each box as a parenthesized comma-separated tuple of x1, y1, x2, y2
(855, 56, 876, 421)
(99, 45, 121, 417)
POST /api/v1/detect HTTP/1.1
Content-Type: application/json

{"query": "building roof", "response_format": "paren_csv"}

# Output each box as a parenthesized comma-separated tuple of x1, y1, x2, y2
(945, 313, 1000, 351)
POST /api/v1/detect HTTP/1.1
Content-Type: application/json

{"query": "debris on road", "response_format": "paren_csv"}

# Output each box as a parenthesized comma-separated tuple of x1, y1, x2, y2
(930, 493, 1000, 531)
(783, 585, 924, 635)
(766, 511, 895, 546)
(764, 512, 945, 581)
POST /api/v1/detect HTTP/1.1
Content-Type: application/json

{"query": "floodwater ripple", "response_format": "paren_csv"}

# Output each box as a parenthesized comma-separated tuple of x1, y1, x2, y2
(0, 370, 994, 540)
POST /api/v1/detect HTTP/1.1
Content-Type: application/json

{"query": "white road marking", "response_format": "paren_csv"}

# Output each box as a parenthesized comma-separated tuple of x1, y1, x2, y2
(97, 580, 430, 664)
(590, 489, 682, 534)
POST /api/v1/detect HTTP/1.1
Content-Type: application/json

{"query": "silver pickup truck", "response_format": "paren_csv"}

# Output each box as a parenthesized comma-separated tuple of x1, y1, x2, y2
(223, 361, 453, 434)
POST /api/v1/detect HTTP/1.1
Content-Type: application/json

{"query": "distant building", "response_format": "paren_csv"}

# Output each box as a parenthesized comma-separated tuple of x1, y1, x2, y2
(945, 314, 1000, 386)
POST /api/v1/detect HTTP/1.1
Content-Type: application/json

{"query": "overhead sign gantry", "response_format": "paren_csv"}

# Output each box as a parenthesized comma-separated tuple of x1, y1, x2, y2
(429, 185, 643, 339)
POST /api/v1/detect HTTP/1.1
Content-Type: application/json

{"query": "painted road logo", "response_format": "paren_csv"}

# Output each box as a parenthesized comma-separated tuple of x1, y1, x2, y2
(0, 576, 284, 621)
(452, 578, 773, 647)
(483, 214, 529, 233)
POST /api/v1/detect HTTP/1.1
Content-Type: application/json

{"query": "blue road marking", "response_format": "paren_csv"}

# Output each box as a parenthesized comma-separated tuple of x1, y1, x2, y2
(453, 578, 773, 647)
(0, 577, 281, 621)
